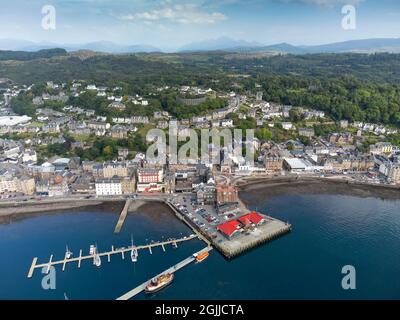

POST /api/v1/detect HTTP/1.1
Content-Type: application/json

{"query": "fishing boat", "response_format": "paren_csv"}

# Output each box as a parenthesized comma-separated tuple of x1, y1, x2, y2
(65, 245, 73, 259)
(145, 274, 174, 294)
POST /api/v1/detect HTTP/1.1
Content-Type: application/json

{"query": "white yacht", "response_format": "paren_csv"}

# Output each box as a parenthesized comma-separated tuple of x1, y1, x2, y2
(131, 237, 138, 262)
(89, 245, 95, 255)
(65, 245, 73, 259)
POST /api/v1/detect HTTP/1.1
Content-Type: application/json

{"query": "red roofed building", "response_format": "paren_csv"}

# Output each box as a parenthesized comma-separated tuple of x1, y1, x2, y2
(217, 220, 241, 238)
(238, 212, 265, 227)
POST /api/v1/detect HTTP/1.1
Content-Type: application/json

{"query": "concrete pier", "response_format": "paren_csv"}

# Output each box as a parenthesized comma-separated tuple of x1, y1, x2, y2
(214, 217, 292, 259)
(167, 201, 291, 259)
(165, 201, 211, 246)
(117, 246, 212, 300)
(78, 250, 82, 268)
(46, 255, 53, 274)
(114, 199, 132, 234)
(27, 257, 37, 279)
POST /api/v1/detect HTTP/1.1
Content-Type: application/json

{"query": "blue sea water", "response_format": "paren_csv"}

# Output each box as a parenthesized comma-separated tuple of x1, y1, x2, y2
(0, 194, 399, 300)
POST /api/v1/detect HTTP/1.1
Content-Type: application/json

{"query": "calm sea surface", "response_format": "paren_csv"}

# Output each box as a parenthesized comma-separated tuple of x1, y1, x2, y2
(0, 194, 399, 300)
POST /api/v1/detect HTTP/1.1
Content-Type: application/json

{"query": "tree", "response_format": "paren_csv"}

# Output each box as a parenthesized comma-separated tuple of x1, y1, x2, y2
(11, 94, 36, 117)
(256, 128, 273, 141)
(102, 146, 113, 156)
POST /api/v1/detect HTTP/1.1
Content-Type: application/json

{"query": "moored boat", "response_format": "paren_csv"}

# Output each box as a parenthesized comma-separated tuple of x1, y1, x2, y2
(89, 245, 95, 255)
(194, 251, 209, 263)
(145, 273, 174, 294)
(65, 245, 73, 259)
(131, 236, 138, 262)
(93, 243, 101, 267)
(131, 247, 138, 262)
(94, 254, 101, 267)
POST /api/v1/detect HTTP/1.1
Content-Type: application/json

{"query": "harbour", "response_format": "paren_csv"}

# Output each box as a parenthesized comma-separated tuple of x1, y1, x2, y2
(1, 194, 400, 299)
(23, 191, 293, 299)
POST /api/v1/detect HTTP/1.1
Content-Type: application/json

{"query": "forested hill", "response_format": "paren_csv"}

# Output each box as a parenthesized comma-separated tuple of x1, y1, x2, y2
(2, 50, 400, 126)
(0, 50, 400, 84)
(0, 48, 67, 61)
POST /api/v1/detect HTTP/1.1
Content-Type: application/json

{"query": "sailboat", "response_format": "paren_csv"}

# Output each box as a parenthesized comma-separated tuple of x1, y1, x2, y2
(65, 245, 73, 259)
(131, 236, 138, 263)
(93, 244, 101, 267)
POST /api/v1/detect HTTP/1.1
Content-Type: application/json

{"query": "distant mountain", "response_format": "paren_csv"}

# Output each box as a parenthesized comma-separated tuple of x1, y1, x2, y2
(2, 37, 400, 54)
(179, 37, 400, 54)
(0, 39, 161, 53)
(246, 43, 307, 54)
(178, 37, 263, 52)
(0, 39, 37, 51)
(63, 41, 161, 53)
(301, 38, 400, 53)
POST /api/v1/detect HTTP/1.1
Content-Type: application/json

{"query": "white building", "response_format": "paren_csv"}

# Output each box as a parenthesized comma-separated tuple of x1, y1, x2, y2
(95, 179, 122, 196)
(0, 116, 32, 126)
(283, 157, 322, 173)
(22, 149, 37, 163)
(282, 122, 293, 130)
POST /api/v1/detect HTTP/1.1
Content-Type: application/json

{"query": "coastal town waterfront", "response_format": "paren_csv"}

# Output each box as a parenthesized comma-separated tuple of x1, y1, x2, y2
(1, 191, 399, 300)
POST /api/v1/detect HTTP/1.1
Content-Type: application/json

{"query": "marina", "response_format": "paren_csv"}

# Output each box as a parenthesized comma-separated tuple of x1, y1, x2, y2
(27, 234, 197, 278)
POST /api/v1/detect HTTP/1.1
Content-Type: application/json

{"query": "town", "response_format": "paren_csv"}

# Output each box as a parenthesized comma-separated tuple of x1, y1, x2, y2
(0, 79, 399, 251)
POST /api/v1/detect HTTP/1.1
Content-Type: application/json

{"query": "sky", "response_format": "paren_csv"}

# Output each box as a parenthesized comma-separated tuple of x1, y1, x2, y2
(0, 0, 399, 50)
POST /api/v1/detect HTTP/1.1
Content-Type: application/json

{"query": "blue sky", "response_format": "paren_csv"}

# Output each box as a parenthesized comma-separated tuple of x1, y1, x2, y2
(0, 0, 399, 50)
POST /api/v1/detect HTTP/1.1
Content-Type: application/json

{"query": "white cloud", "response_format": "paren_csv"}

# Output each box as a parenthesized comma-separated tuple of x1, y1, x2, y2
(279, 0, 365, 6)
(120, 3, 228, 24)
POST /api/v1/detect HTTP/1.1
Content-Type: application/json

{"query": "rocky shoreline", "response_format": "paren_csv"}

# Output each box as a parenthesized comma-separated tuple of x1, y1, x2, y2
(0, 198, 170, 225)
(0, 177, 399, 225)
(0, 200, 114, 225)
(238, 177, 400, 204)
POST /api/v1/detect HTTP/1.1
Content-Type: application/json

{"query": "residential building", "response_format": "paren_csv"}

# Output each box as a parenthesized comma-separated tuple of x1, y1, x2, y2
(121, 177, 136, 194)
(298, 128, 315, 138)
(0, 175, 35, 195)
(137, 168, 163, 183)
(264, 156, 283, 172)
(95, 178, 122, 196)
(370, 142, 393, 155)
(103, 162, 128, 178)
